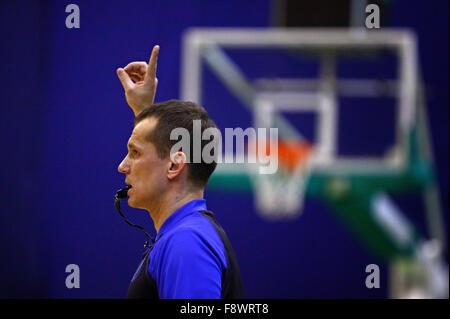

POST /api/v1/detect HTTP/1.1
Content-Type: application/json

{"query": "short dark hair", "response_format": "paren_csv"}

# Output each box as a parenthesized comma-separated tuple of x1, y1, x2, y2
(134, 99, 218, 189)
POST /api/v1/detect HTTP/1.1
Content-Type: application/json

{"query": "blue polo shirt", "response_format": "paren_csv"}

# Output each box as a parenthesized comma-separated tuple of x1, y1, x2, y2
(127, 199, 229, 299)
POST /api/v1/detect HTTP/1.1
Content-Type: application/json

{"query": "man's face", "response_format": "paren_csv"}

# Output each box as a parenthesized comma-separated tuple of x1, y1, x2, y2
(118, 117, 169, 210)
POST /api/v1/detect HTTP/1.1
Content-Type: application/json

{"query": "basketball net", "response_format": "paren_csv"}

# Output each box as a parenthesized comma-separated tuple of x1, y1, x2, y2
(248, 139, 314, 219)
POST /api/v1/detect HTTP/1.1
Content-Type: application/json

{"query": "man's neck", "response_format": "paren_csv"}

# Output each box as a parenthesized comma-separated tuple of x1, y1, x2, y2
(148, 188, 204, 234)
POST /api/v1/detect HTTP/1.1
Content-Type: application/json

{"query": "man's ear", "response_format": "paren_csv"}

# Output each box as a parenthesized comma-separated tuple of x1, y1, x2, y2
(167, 152, 187, 180)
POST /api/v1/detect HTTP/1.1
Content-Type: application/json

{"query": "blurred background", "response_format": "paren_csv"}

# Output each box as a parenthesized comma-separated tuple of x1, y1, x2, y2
(0, 0, 447, 298)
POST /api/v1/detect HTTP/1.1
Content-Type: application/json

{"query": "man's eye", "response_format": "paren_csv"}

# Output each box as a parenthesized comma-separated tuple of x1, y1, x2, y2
(132, 150, 139, 156)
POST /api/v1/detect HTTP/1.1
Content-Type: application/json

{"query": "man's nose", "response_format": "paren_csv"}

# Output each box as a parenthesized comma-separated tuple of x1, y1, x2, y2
(118, 157, 130, 174)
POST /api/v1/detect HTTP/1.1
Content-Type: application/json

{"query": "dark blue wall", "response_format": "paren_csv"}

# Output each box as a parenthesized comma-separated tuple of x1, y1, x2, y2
(0, 0, 447, 298)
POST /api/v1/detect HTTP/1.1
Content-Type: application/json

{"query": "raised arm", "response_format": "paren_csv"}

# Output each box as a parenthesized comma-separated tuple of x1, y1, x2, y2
(116, 45, 160, 116)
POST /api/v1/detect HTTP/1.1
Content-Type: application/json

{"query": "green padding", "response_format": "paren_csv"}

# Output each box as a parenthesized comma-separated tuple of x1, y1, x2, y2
(206, 171, 253, 192)
(208, 163, 432, 195)
(324, 192, 417, 261)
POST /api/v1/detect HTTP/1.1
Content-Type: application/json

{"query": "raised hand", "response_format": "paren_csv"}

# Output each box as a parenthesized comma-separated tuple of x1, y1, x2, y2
(117, 45, 159, 116)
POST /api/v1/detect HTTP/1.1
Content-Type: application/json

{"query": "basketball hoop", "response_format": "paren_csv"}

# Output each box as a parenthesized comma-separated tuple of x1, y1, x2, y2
(248, 139, 314, 219)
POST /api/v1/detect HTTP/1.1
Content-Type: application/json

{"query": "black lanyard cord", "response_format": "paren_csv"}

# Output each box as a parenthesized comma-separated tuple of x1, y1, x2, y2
(114, 186, 152, 248)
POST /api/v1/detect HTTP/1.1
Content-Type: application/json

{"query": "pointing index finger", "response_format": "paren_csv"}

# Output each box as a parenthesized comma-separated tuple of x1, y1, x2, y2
(144, 45, 159, 84)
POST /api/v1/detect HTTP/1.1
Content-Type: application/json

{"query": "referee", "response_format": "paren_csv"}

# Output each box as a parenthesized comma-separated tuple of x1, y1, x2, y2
(116, 46, 243, 299)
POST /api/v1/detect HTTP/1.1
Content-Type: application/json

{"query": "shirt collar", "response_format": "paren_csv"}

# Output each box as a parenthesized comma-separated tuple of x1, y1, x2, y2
(156, 199, 207, 240)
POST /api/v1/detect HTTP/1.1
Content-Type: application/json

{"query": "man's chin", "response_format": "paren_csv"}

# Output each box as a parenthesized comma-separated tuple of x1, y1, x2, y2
(127, 197, 136, 208)
(127, 189, 138, 208)
(127, 198, 145, 210)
